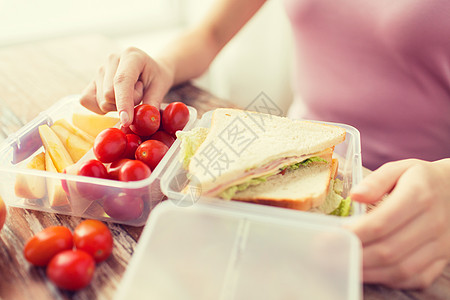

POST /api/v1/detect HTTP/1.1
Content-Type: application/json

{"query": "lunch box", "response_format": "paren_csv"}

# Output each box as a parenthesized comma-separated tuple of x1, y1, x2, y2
(0, 95, 197, 226)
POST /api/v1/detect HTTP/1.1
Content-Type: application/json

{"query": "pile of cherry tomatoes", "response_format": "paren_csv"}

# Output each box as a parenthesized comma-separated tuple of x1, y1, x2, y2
(86, 101, 189, 181)
(24, 220, 113, 291)
(66, 102, 189, 221)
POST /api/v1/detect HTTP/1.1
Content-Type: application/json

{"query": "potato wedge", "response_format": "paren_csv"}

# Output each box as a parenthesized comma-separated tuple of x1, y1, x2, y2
(14, 152, 46, 199)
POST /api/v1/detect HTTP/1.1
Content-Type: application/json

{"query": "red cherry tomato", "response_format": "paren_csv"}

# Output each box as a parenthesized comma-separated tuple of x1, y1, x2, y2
(162, 102, 189, 136)
(78, 159, 108, 179)
(24, 226, 73, 266)
(47, 249, 95, 291)
(73, 220, 113, 263)
(77, 159, 109, 200)
(135, 140, 168, 171)
(129, 104, 160, 136)
(93, 128, 127, 163)
(103, 194, 144, 221)
(118, 160, 151, 182)
(119, 125, 133, 135)
(150, 130, 175, 148)
(123, 133, 142, 159)
(108, 158, 132, 181)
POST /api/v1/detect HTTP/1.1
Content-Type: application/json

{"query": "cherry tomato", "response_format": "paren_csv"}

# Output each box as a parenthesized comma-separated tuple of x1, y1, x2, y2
(47, 249, 95, 291)
(78, 159, 108, 179)
(108, 158, 132, 181)
(77, 159, 109, 200)
(123, 133, 142, 159)
(150, 130, 175, 148)
(118, 160, 151, 182)
(93, 128, 127, 163)
(119, 125, 133, 135)
(135, 140, 168, 171)
(129, 104, 160, 136)
(103, 194, 144, 221)
(162, 102, 189, 136)
(24, 226, 73, 267)
(73, 220, 113, 263)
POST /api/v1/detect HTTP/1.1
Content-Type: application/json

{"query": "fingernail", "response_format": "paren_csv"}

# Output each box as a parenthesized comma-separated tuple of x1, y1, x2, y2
(119, 111, 129, 126)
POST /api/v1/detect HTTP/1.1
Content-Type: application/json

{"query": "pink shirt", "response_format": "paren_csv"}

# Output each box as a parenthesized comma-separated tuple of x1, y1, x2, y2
(284, 0, 450, 170)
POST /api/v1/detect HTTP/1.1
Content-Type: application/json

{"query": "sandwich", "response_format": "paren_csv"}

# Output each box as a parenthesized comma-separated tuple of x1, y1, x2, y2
(176, 108, 351, 215)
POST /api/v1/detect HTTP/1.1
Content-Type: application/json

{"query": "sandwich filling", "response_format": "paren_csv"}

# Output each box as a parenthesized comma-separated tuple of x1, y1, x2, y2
(218, 156, 329, 200)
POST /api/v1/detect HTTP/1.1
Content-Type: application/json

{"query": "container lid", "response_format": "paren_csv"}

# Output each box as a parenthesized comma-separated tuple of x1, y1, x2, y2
(115, 200, 362, 300)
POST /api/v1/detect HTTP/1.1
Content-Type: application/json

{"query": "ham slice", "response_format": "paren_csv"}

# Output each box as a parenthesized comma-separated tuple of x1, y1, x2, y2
(205, 148, 333, 197)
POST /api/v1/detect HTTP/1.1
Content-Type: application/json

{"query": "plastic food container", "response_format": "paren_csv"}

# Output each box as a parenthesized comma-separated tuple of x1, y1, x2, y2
(0, 95, 197, 226)
(115, 200, 362, 300)
(160, 109, 366, 219)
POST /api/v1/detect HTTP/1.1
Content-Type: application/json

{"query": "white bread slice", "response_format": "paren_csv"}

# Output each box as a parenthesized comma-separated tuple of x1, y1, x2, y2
(189, 108, 346, 195)
(233, 161, 334, 211)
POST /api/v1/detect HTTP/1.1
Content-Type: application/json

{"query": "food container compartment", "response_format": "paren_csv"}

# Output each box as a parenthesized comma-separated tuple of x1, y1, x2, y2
(115, 200, 362, 300)
(0, 95, 197, 226)
(160, 109, 365, 221)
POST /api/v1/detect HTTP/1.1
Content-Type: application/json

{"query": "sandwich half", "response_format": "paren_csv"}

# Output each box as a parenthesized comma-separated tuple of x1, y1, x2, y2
(177, 108, 347, 211)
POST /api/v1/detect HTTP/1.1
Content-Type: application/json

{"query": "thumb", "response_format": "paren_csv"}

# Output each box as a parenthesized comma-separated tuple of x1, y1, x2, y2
(350, 160, 415, 204)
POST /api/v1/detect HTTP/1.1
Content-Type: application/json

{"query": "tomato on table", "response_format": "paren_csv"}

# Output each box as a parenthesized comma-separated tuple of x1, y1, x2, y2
(24, 226, 73, 266)
(161, 102, 189, 136)
(73, 220, 113, 263)
(135, 140, 168, 171)
(93, 128, 127, 163)
(130, 104, 160, 137)
(47, 249, 95, 291)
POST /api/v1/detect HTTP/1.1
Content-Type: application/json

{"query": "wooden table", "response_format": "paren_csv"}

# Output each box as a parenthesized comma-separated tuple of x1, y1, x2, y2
(0, 35, 448, 300)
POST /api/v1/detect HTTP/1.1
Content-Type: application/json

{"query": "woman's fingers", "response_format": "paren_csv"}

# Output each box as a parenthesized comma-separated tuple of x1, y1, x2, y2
(391, 259, 448, 290)
(114, 48, 146, 127)
(80, 47, 175, 126)
(80, 80, 105, 115)
(350, 159, 417, 204)
(361, 208, 438, 268)
(102, 53, 120, 105)
(347, 163, 425, 245)
(363, 236, 448, 289)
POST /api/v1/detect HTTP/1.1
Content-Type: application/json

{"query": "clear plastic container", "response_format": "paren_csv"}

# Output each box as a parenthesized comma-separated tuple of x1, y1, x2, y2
(114, 200, 362, 300)
(160, 110, 366, 219)
(0, 95, 197, 226)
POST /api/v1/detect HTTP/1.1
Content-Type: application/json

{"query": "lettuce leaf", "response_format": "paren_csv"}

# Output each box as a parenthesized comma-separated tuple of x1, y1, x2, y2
(281, 156, 328, 171)
(176, 127, 209, 170)
(330, 196, 352, 217)
(219, 176, 269, 200)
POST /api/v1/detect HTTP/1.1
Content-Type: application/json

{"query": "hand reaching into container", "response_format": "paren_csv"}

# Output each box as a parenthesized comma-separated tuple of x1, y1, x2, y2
(79, 47, 174, 127)
(347, 158, 450, 289)
(79, 0, 267, 127)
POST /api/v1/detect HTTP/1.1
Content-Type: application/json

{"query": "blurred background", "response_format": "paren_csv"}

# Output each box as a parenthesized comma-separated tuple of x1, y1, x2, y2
(0, 0, 295, 114)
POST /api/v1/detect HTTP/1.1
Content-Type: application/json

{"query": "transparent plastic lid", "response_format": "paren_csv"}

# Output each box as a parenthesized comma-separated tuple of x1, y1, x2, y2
(115, 200, 362, 300)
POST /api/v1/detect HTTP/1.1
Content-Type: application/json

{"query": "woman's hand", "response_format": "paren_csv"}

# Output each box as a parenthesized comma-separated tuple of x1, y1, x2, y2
(347, 158, 450, 289)
(79, 47, 174, 127)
